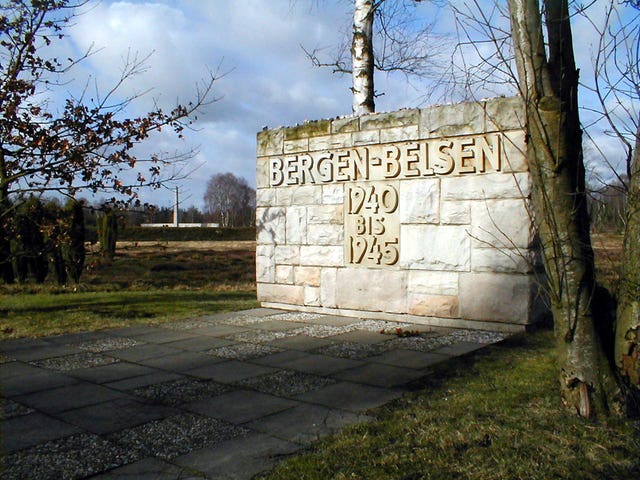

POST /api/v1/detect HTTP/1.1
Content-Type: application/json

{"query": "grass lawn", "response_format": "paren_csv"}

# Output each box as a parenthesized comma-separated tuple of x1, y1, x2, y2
(0, 241, 258, 339)
(259, 330, 640, 480)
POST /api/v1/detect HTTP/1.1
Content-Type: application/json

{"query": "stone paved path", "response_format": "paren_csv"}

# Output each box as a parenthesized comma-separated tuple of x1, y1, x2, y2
(0, 308, 507, 480)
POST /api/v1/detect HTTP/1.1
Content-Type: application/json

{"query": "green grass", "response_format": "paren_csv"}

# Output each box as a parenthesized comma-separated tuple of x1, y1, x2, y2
(0, 243, 258, 339)
(259, 330, 640, 480)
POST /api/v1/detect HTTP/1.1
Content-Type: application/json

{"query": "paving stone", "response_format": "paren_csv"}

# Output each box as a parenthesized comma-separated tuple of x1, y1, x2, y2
(130, 378, 231, 406)
(108, 413, 248, 460)
(244, 319, 306, 332)
(0, 337, 52, 354)
(107, 325, 164, 337)
(174, 433, 301, 480)
(185, 360, 279, 384)
(369, 349, 450, 369)
(432, 341, 487, 356)
(68, 362, 160, 384)
(270, 353, 364, 376)
(325, 329, 393, 344)
(55, 398, 177, 435)
(162, 336, 235, 352)
(1, 412, 81, 452)
(185, 389, 299, 424)
(247, 349, 310, 367)
(8, 344, 84, 362)
(44, 331, 115, 346)
(236, 370, 335, 397)
(159, 318, 217, 330)
(131, 330, 200, 345)
(332, 363, 428, 388)
(2, 432, 139, 480)
(0, 370, 79, 397)
(104, 371, 184, 392)
(0, 361, 49, 379)
(296, 381, 405, 412)
(245, 404, 372, 445)
(30, 352, 119, 372)
(89, 457, 206, 479)
(187, 324, 252, 338)
(104, 344, 182, 362)
(15, 383, 132, 414)
(137, 351, 225, 372)
(264, 334, 334, 351)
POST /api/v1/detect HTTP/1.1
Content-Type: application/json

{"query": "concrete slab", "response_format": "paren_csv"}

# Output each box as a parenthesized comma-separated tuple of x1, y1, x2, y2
(15, 382, 133, 414)
(131, 330, 200, 345)
(8, 344, 84, 362)
(369, 349, 450, 369)
(0, 361, 48, 379)
(104, 371, 184, 392)
(244, 403, 373, 445)
(432, 341, 486, 356)
(265, 334, 334, 351)
(270, 353, 364, 376)
(55, 398, 177, 435)
(174, 433, 301, 480)
(185, 389, 299, 424)
(332, 362, 428, 388)
(329, 329, 393, 344)
(104, 344, 182, 362)
(68, 362, 161, 384)
(1, 412, 81, 452)
(162, 336, 236, 352)
(184, 360, 279, 383)
(296, 381, 405, 412)
(89, 457, 206, 479)
(137, 351, 225, 373)
(0, 370, 79, 397)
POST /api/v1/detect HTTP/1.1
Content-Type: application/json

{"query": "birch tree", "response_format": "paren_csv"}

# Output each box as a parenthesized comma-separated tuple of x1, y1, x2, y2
(352, 0, 376, 113)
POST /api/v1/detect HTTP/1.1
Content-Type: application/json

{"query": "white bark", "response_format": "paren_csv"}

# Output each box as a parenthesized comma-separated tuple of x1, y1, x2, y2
(352, 0, 375, 115)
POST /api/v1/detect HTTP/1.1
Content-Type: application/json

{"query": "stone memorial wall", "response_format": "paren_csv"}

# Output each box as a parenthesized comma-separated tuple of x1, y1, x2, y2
(255, 97, 545, 331)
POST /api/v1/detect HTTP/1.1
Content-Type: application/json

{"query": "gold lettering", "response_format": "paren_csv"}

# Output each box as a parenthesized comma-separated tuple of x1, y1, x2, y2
(432, 140, 455, 175)
(456, 138, 476, 174)
(477, 134, 501, 172)
(352, 147, 370, 180)
(317, 155, 333, 182)
(403, 143, 421, 177)
(335, 151, 350, 181)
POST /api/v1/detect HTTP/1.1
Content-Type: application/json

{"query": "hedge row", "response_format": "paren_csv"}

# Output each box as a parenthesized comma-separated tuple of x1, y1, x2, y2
(86, 226, 256, 243)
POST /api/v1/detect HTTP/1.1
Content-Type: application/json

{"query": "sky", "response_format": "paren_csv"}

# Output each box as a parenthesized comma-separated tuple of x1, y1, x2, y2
(53, 0, 634, 209)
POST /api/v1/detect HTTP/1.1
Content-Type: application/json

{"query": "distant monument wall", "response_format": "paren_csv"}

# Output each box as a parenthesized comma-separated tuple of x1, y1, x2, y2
(255, 97, 545, 331)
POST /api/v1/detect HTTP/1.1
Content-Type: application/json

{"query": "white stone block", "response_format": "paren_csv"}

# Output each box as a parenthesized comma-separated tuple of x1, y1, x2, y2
(275, 265, 294, 284)
(420, 102, 485, 138)
(256, 188, 276, 207)
(408, 271, 459, 295)
(471, 198, 534, 249)
(284, 138, 309, 154)
(295, 266, 321, 286)
(257, 283, 304, 305)
(400, 179, 439, 224)
(484, 96, 524, 131)
(320, 268, 338, 307)
(307, 224, 343, 245)
(380, 126, 420, 143)
(308, 205, 343, 224)
(256, 158, 270, 189)
(256, 258, 275, 283)
(304, 286, 321, 306)
(275, 245, 300, 265)
(472, 247, 533, 273)
(286, 206, 307, 244)
(353, 130, 380, 146)
(441, 172, 531, 201)
(501, 130, 528, 173)
(257, 128, 284, 156)
(458, 272, 534, 323)
(360, 110, 419, 130)
(440, 200, 471, 225)
(408, 294, 459, 318)
(256, 207, 286, 244)
(300, 246, 343, 266)
(335, 268, 407, 313)
(400, 225, 471, 271)
(322, 184, 344, 204)
(309, 133, 352, 151)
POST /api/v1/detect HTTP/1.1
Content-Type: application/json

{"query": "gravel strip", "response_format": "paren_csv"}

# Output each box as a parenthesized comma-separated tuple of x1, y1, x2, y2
(207, 343, 283, 360)
(268, 312, 329, 323)
(30, 352, 119, 371)
(1, 433, 139, 480)
(75, 337, 144, 352)
(289, 324, 358, 338)
(352, 319, 413, 332)
(387, 329, 508, 352)
(131, 378, 231, 406)
(219, 314, 275, 326)
(226, 329, 298, 344)
(236, 370, 336, 397)
(313, 341, 393, 360)
(109, 413, 247, 460)
(1, 398, 35, 420)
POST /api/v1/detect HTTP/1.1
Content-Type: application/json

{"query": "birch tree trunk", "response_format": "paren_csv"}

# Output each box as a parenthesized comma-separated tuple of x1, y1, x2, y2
(352, 0, 375, 114)
(507, 0, 621, 417)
